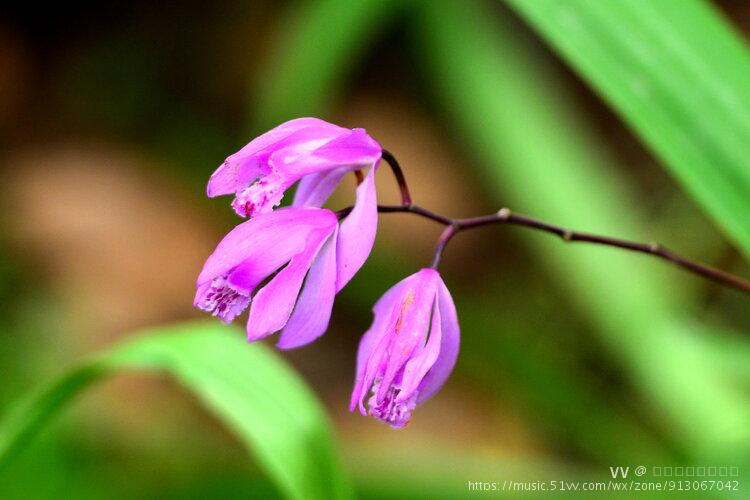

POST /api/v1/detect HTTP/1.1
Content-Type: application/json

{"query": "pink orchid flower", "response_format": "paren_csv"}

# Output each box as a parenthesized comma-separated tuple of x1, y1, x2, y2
(350, 269, 460, 427)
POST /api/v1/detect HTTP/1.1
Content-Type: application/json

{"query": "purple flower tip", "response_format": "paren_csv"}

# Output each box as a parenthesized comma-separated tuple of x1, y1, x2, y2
(350, 268, 460, 428)
(195, 276, 250, 323)
(367, 377, 418, 428)
(230, 172, 284, 218)
(207, 117, 382, 218)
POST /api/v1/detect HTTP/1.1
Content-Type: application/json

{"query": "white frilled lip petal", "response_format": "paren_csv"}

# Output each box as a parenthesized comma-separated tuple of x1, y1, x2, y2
(196, 208, 338, 286)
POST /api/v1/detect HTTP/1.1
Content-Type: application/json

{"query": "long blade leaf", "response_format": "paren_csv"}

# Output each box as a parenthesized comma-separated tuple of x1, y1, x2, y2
(505, 0, 750, 258)
(0, 321, 350, 500)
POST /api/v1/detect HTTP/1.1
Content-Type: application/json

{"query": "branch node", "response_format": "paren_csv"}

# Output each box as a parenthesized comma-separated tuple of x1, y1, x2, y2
(562, 230, 574, 241)
(649, 242, 661, 253)
(497, 208, 512, 220)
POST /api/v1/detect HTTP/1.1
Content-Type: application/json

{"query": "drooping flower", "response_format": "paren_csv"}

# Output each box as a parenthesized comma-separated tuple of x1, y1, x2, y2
(195, 166, 378, 348)
(207, 117, 382, 218)
(195, 207, 342, 349)
(350, 269, 460, 428)
(195, 119, 382, 346)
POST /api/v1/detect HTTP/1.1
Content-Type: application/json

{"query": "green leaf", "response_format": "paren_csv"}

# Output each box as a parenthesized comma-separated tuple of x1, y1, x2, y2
(0, 321, 350, 500)
(416, 0, 750, 461)
(504, 0, 750, 258)
(252, 0, 402, 129)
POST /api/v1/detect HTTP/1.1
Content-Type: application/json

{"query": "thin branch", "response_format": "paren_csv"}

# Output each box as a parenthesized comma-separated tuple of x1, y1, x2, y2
(431, 225, 458, 269)
(377, 204, 453, 225)
(381, 149, 412, 206)
(372, 204, 750, 295)
(337, 150, 750, 295)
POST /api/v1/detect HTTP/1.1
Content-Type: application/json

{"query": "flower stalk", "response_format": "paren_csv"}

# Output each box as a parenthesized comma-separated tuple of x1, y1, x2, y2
(381, 149, 411, 206)
(345, 152, 750, 295)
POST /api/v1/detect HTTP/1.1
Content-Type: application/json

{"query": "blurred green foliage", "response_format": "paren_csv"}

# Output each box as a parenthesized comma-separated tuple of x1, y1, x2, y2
(507, 0, 750, 259)
(0, 322, 349, 500)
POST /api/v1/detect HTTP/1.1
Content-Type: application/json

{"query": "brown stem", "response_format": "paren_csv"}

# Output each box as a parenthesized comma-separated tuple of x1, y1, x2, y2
(373, 204, 750, 295)
(338, 150, 750, 295)
(431, 225, 459, 269)
(382, 149, 411, 207)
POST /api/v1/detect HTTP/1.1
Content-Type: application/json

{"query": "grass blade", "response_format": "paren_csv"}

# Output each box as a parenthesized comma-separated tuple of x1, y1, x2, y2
(0, 321, 350, 500)
(505, 0, 750, 258)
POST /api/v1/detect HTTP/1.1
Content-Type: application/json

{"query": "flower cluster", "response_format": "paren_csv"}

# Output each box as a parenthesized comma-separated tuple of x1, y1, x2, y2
(195, 118, 460, 427)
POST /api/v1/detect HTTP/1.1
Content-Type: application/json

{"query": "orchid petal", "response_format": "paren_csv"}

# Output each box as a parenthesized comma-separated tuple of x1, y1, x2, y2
(245, 227, 333, 341)
(397, 298, 442, 402)
(356, 271, 431, 414)
(292, 168, 349, 208)
(196, 208, 336, 286)
(225, 260, 270, 295)
(349, 269, 459, 426)
(376, 269, 440, 404)
(335, 164, 378, 291)
(235, 118, 343, 160)
(289, 129, 381, 208)
(274, 127, 380, 174)
(349, 277, 413, 412)
(277, 228, 339, 349)
(416, 280, 460, 403)
(305, 128, 381, 167)
(193, 277, 250, 324)
(207, 118, 346, 197)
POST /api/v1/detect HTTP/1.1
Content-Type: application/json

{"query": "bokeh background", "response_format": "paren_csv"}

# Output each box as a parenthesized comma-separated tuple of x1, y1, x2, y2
(1, 0, 750, 498)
